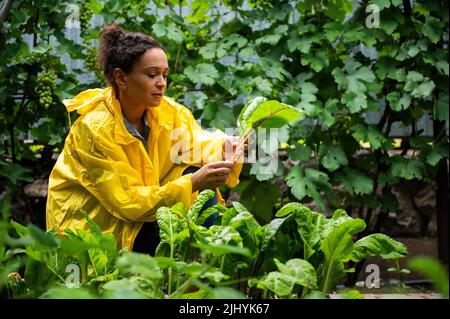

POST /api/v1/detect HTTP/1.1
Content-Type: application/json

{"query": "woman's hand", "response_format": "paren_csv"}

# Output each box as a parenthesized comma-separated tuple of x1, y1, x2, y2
(190, 161, 235, 192)
(223, 136, 246, 163)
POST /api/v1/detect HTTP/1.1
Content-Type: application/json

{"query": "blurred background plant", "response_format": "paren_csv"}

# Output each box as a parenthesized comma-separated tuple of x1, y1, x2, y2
(408, 256, 449, 298)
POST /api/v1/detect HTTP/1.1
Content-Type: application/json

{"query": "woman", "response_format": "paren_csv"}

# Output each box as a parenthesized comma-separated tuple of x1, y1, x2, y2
(46, 24, 244, 254)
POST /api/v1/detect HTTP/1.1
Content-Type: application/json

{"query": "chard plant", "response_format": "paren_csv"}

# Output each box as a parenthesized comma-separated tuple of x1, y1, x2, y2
(231, 96, 303, 161)
(0, 190, 407, 299)
(152, 191, 408, 299)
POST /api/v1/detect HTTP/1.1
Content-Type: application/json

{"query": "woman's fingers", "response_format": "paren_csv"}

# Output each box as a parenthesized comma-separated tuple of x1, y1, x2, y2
(211, 167, 232, 176)
(208, 161, 234, 169)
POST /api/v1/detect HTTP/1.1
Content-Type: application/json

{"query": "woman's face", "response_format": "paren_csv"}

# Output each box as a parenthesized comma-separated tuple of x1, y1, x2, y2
(122, 47, 169, 107)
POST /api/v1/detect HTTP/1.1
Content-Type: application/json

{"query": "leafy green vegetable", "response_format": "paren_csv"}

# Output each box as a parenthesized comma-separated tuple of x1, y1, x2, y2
(350, 234, 408, 261)
(237, 97, 303, 138)
(408, 257, 449, 298)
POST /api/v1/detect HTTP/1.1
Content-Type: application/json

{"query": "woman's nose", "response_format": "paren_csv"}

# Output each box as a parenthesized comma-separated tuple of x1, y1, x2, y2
(156, 76, 166, 89)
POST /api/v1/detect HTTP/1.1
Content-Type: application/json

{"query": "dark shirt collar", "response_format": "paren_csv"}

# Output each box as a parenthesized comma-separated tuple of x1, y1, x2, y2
(123, 111, 151, 150)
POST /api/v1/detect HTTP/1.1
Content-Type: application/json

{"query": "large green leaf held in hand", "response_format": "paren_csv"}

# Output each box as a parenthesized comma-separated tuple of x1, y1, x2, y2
(237, 97, 303, 137)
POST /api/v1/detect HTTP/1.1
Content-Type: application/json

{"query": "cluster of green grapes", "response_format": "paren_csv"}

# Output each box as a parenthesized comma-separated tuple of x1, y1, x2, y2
(79, 5, 93, 33)
(83, 44, 104, 82)
(83, 44, 98, 71)
(26, 51, 45, 65)
(36, 70, 56, 109)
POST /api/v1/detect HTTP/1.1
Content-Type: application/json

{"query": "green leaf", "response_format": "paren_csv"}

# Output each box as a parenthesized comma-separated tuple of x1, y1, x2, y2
(286, 167, 332, 212)
(381, 15, 398, 35)
(254, 77, 272, 95)
(205, 287, 246, 299)
(321, 209, 356, 240)
(288, 144, 312, 162)
(348, 66, 376, 91)
(335, 167, 374, 196)
(0, 162, 33, 184)
(237, 97, 303, 137)
(299, 82, 319, 117)
(406, 71, 424, 82)
(333, 61, 375, 94)
(192, 242, 251, 257)
(320, 218, 366, 292)
(56, 37, 84, 59)
(259, 217, 288, 250)
(411, 80, 435, 98)
(188, 189, 215, 222)
(199, 43, 216, 59)
(351, 124, 385, 150)
(275, 202, 304, 217)
(10, 220, 29, 238)
(167, 23, 185, 43)
(293, 205, 328, 259)
(156, 206, 184, 257)
(200, 225, 243, 247)
(275, 258, 318, 290)
(101, 279, 147, 299)
(435, 93, 449, 122)
(301, 51, 329, 72)
(426, 140, 449, 166)
(116, 252, 163, 280)
(78, 208, 102, 237)
(319, 144, 348, 172)
(183, 63, 219, 86)
(229, 211, 260, 233)
(76, 230, 107, 276)
(375, 58, 397, 80)
(390, 157, 424, 180)
(419, 16, 442, 44)
(323, 0, 353, 21)
(254, 271, 295, 296)
(152, 21, 166, 38)
(323, 21, 342, 42)
(28, 225, 59, 248)
(232, 202, 248, 213)
(386, 92, 411, 111)
(40, 286, 97, 299)
(408, 257, 449, 298)
(185, 0, 212, 24)
(221, 207, 239, 226)
(337, 289, 365, 299)
(350, 234, 408, 262)
(255, 26, 286, 46)
(287, 35, 318, 54)
(86, 0, 104, 14)
(197, 204, 226, 226)
(342, 92, 368, 113)
(180, 262, 229, 283)
(59, 237, 95, 255)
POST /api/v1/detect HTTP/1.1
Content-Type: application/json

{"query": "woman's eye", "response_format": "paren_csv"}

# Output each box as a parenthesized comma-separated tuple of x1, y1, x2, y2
(148, 73, 157, 77)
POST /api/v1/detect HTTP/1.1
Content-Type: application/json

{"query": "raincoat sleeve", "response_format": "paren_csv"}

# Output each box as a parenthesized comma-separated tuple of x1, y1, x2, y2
(185, 109, 243, 188)
(67, 119, 193, 223)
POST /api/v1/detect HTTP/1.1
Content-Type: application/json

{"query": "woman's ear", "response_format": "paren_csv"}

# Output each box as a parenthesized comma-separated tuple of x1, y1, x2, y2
(112, 68, 127, 90)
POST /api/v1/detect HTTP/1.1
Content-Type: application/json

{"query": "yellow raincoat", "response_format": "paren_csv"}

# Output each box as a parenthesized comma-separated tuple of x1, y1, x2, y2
(46, 87, 243, 251)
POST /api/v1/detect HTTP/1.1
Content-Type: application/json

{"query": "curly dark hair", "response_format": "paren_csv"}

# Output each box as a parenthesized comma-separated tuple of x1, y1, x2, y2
(97, 24, 164, 91)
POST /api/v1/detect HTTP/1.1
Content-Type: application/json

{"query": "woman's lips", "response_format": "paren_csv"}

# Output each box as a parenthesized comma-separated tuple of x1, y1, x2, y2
(152, 93, 163, 98)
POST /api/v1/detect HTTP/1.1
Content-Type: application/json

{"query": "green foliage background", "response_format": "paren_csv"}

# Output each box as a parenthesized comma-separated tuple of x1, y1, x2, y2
(0, 0, 448, 231)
